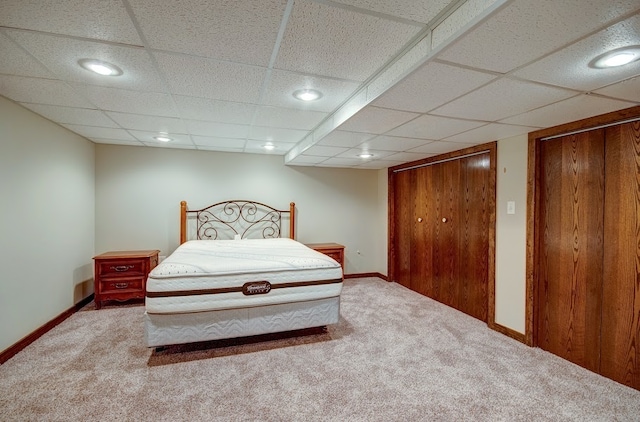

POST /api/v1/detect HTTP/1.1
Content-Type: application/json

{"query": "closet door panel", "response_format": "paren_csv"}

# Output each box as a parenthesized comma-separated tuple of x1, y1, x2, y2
(436, 159, 462, 309)
(537, 131, 604, 372)
(459, 153, 490, 321)
(602, 121, 640, 389)
(426, 164, 447, 303)
(393, 170, 413, 289)
(411, 167, 429, 295)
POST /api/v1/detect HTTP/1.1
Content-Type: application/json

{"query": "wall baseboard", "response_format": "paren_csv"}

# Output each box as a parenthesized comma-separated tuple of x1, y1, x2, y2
(344, 272, 387, 281)
(489, 321, 527, 344)
(0, 294, 94, 365)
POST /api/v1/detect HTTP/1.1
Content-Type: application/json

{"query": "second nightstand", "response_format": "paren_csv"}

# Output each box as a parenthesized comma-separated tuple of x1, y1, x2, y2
(305, 243, 345, 271)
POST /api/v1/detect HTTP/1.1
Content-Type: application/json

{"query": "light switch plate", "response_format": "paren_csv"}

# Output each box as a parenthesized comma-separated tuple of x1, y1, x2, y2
(507, 201, 516, 215)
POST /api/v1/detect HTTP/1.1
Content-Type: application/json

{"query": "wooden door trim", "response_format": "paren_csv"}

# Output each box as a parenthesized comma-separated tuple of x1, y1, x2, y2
(388, 141, 497, 328)
(526, 105, 640, 347)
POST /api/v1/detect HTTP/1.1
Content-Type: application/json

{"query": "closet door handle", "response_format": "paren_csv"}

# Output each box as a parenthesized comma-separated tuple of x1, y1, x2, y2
(417, 217, 423, 223)
(442, 217, 448, 223)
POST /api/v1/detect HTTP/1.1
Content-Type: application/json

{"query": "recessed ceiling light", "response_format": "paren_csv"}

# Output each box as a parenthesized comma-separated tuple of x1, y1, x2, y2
(358, 152, 374, 158)
(153, 135, 172, 143)
(590, 46, 640, 69)
(263, 143, 276, 150)
(78, 59, 123, 76)
(292, 89, 323, 102)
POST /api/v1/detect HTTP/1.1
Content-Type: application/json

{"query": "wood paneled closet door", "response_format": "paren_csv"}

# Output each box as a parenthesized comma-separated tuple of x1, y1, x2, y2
(537, 130, 605, 373)
(601, 121, 640, 390)
(391, 151, 490, 322)
(393, 168, 414, 290)
(458, 153, 490, 321)
(536, 120, 640, 389)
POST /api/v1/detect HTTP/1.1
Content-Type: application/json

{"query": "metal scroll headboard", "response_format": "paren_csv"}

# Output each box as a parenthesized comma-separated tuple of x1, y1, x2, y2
(179, 200, 295, 244)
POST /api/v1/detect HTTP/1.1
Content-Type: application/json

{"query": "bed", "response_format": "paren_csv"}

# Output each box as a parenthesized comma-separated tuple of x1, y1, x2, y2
(144, 200, 343, 348)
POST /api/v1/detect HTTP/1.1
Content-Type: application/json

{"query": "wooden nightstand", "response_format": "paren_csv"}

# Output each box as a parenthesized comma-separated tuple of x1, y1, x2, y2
(305, 243, 345, 271)
(93, 250, 160, 309)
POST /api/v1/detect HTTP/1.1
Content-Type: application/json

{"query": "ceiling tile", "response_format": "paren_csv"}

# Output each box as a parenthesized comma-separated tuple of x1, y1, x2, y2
(0, 0, 142, 44)
(128, 0, 286, 66)
(144, 142, 196, 150)
(594, 76, 640, 103)
(0, 75, 94, 108)
(62, 124, 135, 141)
(438, 0, 640, 73)
(288, 155, 328, 165)
(513, 14, 640, 92)
(431, 0, 497, 48)
(387, 114, 485, 139)
(0, 32, 55, 79)
(244, 139, 295, 155)
(338, 106, 419, 134)
(316, 130, 376, 148)
(196, 145, 244, 153)
(302, 145, 350, 157)
(431, 78, 576, 121)
(8, 31, 166, 91)
(262, 70, 360, 113)
(19, 104, 118, 127)
(253, 106, 328, 130)
(372, 61, 497, 113)
(248, 126, 309, 143)
(186, 120, 249, 139)
(130, 131, 193, 146)
(500, 94, 638, 128)
(360, 135, 432, 151)
(106, 112, 188, 133)
(275, 0, 421, 81)
(408, 140, 477, 154)
(90, 138, 144, 146)
(154, 52, 266, 103)
(336, 148, 394, 160)
(443, 122, 539, 143)
(356, 159, 407, 169)
(174, 96, 256, 125)
(331, 0, 455, 24)
(316, 157, 361, 167)
(191, 136, 246, 149)
(383, 151, 435, 162)
(71, 84, 178, 117)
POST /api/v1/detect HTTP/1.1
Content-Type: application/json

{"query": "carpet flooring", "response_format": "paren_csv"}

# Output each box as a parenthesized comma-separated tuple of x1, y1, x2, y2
(1, 277, 639, 421)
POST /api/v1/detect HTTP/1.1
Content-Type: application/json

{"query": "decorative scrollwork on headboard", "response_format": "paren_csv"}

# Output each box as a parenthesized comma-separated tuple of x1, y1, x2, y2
(180, 200, 295, 244)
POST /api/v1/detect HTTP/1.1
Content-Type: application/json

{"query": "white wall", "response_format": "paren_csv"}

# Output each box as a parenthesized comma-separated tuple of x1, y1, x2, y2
(95, 144, 384, 275)
(495, 135, 528, 333)
(376, 168, 389, 276)
(0, 97, 95, 353)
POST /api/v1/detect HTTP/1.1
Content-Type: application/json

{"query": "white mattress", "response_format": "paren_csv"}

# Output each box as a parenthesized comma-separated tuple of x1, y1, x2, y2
(146, 238, 343, 314)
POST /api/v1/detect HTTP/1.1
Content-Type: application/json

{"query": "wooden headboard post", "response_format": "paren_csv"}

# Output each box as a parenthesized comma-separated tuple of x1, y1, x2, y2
(180, 201, 187, 244)
(289, 202, 295, 240)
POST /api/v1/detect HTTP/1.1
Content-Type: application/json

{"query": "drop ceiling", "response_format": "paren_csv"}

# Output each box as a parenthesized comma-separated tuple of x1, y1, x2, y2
(1, 0, 639, 169)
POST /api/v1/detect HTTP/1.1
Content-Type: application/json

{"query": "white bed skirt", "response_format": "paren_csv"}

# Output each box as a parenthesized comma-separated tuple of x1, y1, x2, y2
(144, 296, 340, 347)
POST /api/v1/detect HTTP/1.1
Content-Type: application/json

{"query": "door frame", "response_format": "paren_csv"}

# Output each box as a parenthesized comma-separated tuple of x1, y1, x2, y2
(388, 142, 497, 330)
(526, 105, 640, 346)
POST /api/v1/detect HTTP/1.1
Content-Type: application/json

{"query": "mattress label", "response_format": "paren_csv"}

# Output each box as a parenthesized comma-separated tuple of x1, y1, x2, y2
(242, 281, 272, 295)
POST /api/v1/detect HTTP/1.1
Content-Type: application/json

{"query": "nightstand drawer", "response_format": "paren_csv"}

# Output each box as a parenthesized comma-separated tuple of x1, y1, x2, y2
(98, 259, 146, 277)
(100, 277, 144, 294)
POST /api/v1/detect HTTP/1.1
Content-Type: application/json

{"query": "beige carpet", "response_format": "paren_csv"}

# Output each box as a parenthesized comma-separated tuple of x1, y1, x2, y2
(1, 278, 639, 421)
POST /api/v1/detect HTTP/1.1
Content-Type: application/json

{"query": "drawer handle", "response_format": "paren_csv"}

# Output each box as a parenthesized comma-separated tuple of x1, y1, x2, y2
(114, 283, 129, 289)
(110, 265, 134, 272)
